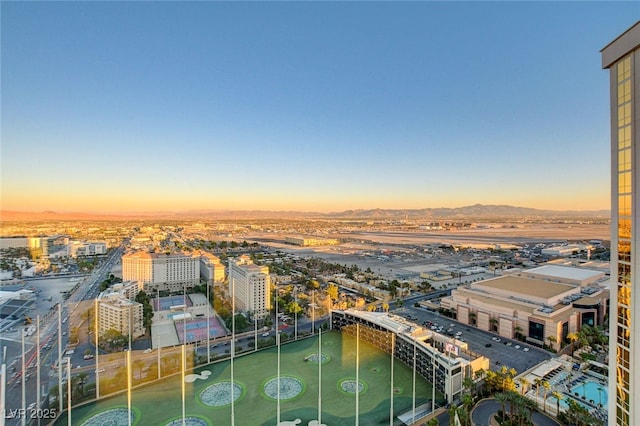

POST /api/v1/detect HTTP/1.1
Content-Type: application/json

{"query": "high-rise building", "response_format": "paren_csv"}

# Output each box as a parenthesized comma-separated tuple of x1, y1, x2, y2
(122, 251, 200, 293)
(97, 289, 145, 340)
(228, 255, 271, 318)
(602, 21, 640, 426)
(197, 251, 226, 283)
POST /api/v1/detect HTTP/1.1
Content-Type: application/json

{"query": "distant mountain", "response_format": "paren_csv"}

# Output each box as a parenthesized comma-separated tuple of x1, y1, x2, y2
(325, 204, 610, 219)
(0, 204, 610, 222)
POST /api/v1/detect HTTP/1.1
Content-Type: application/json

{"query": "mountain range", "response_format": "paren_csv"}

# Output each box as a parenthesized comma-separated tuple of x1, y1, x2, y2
(0, 204, 610, 221)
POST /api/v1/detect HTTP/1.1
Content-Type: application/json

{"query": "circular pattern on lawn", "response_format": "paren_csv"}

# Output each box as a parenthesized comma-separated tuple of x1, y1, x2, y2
(304, 352, 330, 364)
(339, 378, 367, 395)
(200, 381, 244, 407)
(263, 375, 305, 400)
(165, 416, 210, 426)
(81, 408, 135, 426)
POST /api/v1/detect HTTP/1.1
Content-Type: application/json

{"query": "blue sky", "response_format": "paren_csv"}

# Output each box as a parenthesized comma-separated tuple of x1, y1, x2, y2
(2, 2, 637, 213)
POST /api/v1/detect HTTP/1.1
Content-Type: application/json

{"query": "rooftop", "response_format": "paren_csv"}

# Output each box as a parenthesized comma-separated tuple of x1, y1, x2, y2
(524, 265, 605, 282)
(474, 275, 576, 300)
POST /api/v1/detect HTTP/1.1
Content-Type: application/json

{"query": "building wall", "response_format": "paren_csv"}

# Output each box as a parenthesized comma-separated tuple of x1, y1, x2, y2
(228, 256, 271, 317)
(602, 22, 640, 426)
(97, 296, 144, 339)
(122, 251, 200, 293)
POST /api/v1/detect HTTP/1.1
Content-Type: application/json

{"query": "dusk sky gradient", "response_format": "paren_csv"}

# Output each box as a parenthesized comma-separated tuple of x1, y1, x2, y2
(2, 2, 638, 214)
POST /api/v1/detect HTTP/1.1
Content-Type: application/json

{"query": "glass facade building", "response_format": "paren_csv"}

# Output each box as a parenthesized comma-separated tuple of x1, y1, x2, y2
(602, 21, 640, 426)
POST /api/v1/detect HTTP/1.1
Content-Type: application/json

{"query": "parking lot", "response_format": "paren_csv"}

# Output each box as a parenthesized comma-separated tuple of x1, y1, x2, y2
(395, 302, 551, 375)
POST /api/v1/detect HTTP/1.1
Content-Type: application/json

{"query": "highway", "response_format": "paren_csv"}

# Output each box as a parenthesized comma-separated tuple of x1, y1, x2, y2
(2, 246, 123, 425)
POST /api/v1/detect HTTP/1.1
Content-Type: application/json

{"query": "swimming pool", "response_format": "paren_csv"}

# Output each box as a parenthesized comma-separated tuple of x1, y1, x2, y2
(570, 380, 608, 406)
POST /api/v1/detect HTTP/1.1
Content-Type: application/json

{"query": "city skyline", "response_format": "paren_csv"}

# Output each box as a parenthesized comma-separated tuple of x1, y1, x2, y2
(2, 2, 637, 214)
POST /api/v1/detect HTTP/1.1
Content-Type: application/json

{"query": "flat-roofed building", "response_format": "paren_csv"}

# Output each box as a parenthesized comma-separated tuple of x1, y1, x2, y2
(122, 251, 200, 293)
(285, 236, 340, 247)
(331, 309, 489, 404)
(97, 290, 144, 340)
(521, 264, 606, 286)
(228, 255, 271, 318)
(440, 270, 609, 351)
(68, 241, 107, 257)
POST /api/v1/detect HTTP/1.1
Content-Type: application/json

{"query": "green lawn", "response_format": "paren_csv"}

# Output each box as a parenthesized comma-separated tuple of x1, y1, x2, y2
(57, 331, 443, 425)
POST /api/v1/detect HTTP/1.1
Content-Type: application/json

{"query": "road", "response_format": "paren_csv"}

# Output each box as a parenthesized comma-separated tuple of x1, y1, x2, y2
(2, 246, 123, 425)
(472, 399, 561, 426)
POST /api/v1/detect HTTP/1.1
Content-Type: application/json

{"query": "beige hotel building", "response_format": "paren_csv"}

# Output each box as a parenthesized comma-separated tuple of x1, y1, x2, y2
(122, 251, 200, 293)
(97, 284, 145, 339)
(228, 255, 271, 318)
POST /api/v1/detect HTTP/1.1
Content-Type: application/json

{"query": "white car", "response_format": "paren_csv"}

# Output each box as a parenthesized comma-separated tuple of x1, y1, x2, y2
(523, 347, 530, 352)
(514, 345, 521, 349)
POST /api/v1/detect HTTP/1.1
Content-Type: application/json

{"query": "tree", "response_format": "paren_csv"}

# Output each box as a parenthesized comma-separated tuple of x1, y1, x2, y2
(494, 392, 508, 422)
(73, 371, 89, 399)
(448, 404, 460, 426)
(287, 301, 303, 316)
(462, 376, 476, 398)
(533, 377, 542, 406)
(514, 325, 523, 340)
(225, 314, 249, 332)
(541, 380, 551, 412)
(489, 318, 499, 332)
(551, 390, 564, 415)
(517, 376, 530, 395)
(381, 303, 389, 312)
(326, 283, 339, 301)
(567, 332, 579, 356)
(468, 312, 477, 326)
(102, 328, 127, 351)
(546, 335, 557, 350)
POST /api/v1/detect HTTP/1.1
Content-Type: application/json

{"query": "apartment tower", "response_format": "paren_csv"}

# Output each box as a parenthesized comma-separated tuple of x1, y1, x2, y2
(602, 21, 640, 426)
(228, 255, 271, 318)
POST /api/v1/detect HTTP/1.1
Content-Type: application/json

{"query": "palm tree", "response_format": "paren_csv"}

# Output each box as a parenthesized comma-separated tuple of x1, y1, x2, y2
(517, 405, 529, 426)
(533, 377, 542, 406)
(567, 332, 579, 356)
(514, 325, 523, 340)
(521, 394, 538, 423)
(469, 312, 477, 326)
(427, 418, 439, 426)
(507, 390, 519, 420)
(547, 335, 557, 350)
(542, 380, 551, 412)
(518, 376, 530, 395)
(489, 317, 499, 332)
(552, 390, 564, 415)
(462, 393, 474, 412)
(494, 392, 508, 422)
(462, 376, 476, 397)
(448, 404, 459, 426)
